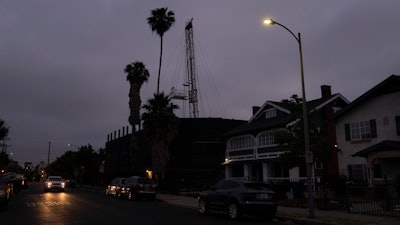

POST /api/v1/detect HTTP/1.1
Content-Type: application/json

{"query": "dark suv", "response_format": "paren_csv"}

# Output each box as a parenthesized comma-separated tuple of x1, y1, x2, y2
(118, 176, 157, 201)
(198, 179, 277, 220)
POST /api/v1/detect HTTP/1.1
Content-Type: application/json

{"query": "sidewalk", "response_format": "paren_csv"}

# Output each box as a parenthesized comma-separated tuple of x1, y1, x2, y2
(156, 194, 400, 225)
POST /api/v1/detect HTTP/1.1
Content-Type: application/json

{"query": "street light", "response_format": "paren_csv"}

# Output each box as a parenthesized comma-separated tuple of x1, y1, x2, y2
(263, 18, 315, 218)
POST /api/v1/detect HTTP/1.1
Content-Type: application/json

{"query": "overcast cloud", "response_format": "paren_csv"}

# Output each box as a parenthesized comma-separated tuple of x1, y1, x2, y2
(1, 0, 399, 165)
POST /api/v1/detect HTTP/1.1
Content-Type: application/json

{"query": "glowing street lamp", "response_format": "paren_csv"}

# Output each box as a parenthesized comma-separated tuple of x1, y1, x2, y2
(263, 18, 314, 218)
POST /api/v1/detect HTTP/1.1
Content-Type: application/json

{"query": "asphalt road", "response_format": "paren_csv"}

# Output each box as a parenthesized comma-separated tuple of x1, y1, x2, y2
(0, 182, 285, 225)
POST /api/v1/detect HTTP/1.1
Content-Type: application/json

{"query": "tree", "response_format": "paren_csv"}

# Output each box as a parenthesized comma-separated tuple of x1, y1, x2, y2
(147, 7, 175, 94)
(275, 95, 334, 170)
(0, 119, 10, 169)
(47, 144, 104, 185)
(142, 92, 179, 181)
(0, 151, 9, 170)
(0, 118, 9, 141)
(124, 61, 150, 130)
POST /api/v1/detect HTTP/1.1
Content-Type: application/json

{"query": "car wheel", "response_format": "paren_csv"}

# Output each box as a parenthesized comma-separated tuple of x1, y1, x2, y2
(198, 199, 208, 215)
(227, 202, 240, 220)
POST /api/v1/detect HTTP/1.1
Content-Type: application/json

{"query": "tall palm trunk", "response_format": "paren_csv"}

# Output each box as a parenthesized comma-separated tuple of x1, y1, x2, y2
(128, 82, 141, 173)
(157, 35, 163, 94)
(128, 82, 141, 129)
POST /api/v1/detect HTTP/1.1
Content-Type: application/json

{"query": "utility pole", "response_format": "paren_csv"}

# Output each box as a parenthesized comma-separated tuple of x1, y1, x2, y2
(47, 141, 51, 165)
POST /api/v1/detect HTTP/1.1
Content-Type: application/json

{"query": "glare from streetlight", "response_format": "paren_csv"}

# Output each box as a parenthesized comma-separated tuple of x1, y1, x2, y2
(263, 18, 275, 25)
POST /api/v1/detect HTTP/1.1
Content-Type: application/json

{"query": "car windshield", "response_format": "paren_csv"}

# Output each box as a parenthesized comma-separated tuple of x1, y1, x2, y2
(49, 177, 62, 181)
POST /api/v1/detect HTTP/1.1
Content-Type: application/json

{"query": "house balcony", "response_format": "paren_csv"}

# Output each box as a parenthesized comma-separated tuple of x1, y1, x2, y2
(226, 145, 286, 162)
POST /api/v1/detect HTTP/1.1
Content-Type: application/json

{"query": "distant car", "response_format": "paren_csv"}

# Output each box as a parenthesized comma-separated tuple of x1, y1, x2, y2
(12, 174, 28, 193)
(44, 176, 65, 192)
(197, 179, 277, 220)
(118, 176, 157, 200)
(0, 175, 12, 210)
(105, 177, 126, 196)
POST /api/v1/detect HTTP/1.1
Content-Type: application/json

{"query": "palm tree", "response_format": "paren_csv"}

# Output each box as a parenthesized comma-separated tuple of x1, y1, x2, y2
(147, 7, 175, 94)
(124, 61, 150, 130)
(142, 92, 179, 181)
(124, 62, 150, 174)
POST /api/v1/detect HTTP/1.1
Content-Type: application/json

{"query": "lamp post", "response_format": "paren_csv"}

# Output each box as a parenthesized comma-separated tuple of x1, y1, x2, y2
(263, 18, 314, 217)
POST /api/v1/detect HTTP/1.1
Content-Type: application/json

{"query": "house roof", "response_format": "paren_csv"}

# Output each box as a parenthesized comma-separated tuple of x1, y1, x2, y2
(352, 140, 400, 157)
(224, 93, 349, 137)
(331, 74, 400, 121)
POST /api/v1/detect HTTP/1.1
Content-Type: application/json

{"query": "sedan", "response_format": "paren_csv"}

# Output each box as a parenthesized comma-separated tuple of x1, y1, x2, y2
(197, 179, 277, 220)
(118, 176, 157, 201)
(105, 177, 126, 196)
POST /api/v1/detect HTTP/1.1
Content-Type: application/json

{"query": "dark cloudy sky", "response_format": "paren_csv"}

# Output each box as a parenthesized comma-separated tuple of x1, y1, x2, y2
(1, 0, 399, 165)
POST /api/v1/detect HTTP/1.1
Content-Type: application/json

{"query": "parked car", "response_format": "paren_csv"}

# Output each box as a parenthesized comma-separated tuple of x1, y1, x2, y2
(118, 176, 157, 200)
(12, 174, 28, 193)
(197, 179, 277, 220)
(0, 174, 12, 210)
(44, 176, 65, 192)
(105, 177, 126, 196)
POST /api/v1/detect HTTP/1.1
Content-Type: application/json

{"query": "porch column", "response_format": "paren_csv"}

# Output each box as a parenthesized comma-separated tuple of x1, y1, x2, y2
(262, 162, 269, 183)
(244, 163, 250, 180)
(225, 165, 231, 179)
(366, 157, 374, 187)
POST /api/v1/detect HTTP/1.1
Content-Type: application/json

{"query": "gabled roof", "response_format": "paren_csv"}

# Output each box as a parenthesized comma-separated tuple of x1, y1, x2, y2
(249, 101, 290, 122)
(312, 93, 349, 111)
(331, 75, 400, 120)
(352, 140, 400, 157)
(223, 115, 290, 137)
(224, 92, 349, 137)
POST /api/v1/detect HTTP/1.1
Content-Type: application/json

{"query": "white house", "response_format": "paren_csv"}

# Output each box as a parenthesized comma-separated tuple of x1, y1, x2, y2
(331, 75, 400, 184)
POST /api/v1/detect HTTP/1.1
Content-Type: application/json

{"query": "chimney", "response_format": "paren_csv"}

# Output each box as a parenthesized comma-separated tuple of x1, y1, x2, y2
(321, 85, 332, 99)
(252, 106, 260, 115)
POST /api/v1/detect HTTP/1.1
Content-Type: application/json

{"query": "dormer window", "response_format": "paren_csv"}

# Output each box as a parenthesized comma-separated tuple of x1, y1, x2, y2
(265, 108, 276, 119)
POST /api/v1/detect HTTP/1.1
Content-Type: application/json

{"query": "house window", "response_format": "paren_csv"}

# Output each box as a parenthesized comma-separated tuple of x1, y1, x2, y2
(333, 107, 341, 114)
(265, 109, 276, 119)
(347, 164, 367, 181)
(345, 119, 377, 141)
(351, 121, 371, 140)
(258, 131, 275, 147)
(229, 135, 255, 150)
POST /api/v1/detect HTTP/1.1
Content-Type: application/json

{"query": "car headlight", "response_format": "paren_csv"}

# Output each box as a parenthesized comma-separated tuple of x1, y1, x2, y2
(61, 182, 65, 188)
